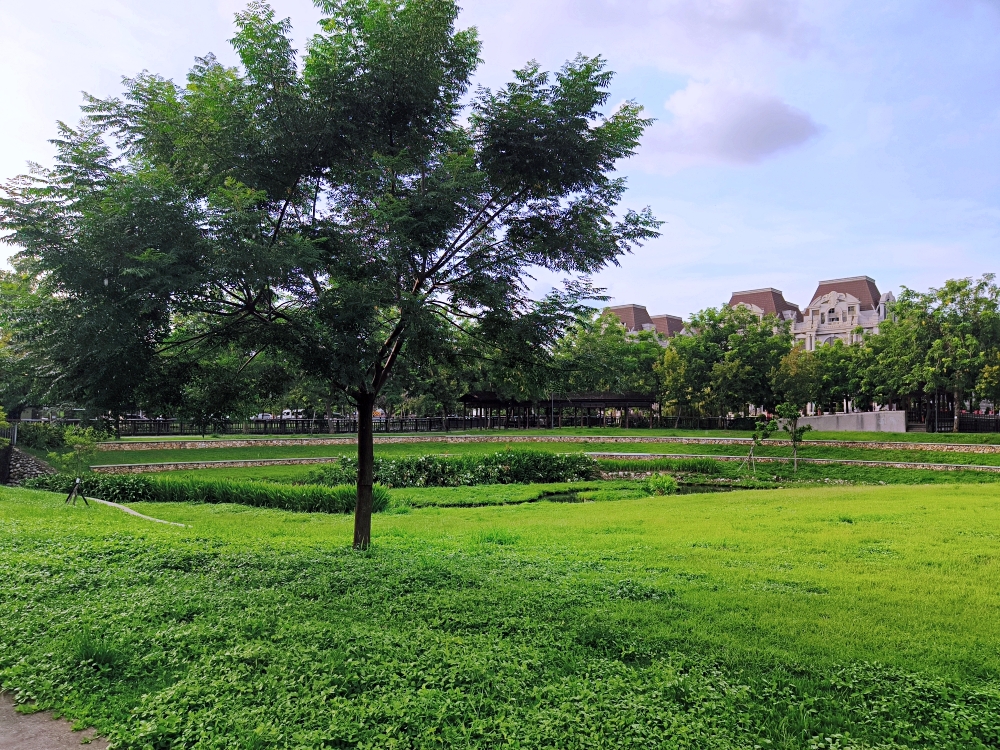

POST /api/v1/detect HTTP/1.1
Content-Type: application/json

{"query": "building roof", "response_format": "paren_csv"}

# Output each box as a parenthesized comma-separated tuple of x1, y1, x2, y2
(728, 288, 802, 322)
(649, 314, 684, 337)
(809, 276, 882, 311)
(608, 304, 654, 332)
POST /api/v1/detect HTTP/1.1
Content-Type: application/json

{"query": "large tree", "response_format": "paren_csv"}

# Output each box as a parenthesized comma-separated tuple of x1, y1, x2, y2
(1, 0, 658, 547)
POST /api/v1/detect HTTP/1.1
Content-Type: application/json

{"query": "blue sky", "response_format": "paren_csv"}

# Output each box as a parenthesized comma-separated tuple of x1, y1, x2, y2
(2, 0, 998, 318)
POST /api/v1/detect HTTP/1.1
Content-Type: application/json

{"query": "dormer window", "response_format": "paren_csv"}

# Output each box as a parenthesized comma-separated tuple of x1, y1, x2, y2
(827, 307, 839, 323)
(848, 306, 856, 315)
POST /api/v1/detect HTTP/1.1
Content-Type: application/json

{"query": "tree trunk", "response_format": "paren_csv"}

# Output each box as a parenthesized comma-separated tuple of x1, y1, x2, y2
(954, 388, 961, 433)
(353, 392, 376, 550)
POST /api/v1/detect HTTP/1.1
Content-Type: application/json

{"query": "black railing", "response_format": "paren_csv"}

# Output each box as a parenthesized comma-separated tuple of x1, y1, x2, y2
(14, 413, 764, 437)
(0, 424, 16, 446)
(923, 411, 1000, 433)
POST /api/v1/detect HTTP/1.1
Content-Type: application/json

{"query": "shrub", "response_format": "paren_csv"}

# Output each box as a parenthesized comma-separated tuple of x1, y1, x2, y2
(47, 426, 101, 477)
(17, 422, 111, 452)
(305, 450, 600, 488)
(642, 474, 678, 496)
(22, 473, 389, 514)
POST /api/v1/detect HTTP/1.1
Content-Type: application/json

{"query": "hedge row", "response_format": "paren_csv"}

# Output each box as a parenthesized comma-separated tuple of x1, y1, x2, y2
(21, 474, 389, 514)
(304, 450, 600, 488)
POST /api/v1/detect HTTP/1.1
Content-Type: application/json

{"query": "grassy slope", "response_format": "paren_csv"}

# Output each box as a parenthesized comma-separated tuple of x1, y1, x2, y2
(110, 427, 1000, 443)
(92, 439, 1000, 468)
(1, 484, 999, 748)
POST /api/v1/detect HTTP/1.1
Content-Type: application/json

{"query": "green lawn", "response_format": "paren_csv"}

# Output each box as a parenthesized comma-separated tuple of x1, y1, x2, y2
(1, 483, 998, 748)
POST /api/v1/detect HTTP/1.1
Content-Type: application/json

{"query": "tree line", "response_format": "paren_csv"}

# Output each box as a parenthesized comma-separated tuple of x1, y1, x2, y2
(4, 271, 999, 431)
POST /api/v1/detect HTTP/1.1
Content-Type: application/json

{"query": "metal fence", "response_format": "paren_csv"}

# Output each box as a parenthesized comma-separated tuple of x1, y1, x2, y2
(15, 414, 761, 437)
(924, 412, 1000, 434)
(0, 424, 16, 446)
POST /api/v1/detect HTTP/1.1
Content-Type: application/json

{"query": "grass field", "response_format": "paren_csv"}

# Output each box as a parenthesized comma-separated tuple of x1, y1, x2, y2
(1, 483, 999, 748)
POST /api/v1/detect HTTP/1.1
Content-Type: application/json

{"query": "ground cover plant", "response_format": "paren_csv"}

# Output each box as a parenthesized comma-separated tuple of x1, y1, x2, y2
(1, 483, 999, 748)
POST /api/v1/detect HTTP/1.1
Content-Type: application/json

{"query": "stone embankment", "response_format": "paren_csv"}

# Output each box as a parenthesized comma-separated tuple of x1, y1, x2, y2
(4, 448, 57, 485)
(97, 434, 1000, 454)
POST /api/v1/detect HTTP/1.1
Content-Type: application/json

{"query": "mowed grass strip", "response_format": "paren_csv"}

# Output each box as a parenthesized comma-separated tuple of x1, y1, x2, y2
(1, 484, 999, 748)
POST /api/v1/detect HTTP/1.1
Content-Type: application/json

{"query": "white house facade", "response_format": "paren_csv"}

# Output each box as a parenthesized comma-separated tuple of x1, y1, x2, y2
(792, 277, 894, 351)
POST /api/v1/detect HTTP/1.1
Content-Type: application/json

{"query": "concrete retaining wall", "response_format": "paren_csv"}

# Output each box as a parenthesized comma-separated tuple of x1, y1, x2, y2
(797, 411, 907, 433)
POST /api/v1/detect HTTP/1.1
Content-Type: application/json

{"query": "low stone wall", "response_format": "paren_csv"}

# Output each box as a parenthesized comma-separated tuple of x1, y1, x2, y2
(4, 448, 57, 485)
(589, 451, 1000, 473)
(797, 411, 907, 433)
(93, 456, 344, 475)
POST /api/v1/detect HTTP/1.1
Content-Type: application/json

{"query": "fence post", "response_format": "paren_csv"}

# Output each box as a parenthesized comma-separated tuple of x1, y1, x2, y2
(0, 445, 12, 486)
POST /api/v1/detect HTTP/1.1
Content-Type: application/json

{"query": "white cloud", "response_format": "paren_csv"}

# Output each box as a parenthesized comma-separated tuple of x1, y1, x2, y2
(459, 0, 817, 84)
(640, 82, 820, 170)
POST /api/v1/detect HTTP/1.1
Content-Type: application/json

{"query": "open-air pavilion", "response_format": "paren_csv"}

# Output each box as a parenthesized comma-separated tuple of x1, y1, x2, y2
(459, 392, 657, 429)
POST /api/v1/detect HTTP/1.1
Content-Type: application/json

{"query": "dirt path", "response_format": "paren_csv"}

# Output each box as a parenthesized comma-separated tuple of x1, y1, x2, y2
(0, 694, 108, 749)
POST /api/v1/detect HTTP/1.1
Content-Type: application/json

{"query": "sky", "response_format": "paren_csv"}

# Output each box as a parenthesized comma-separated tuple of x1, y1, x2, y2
(2, 0, 999, 319)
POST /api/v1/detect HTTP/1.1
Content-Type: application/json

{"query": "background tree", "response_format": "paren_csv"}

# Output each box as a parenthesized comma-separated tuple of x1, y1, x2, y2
(658, 305, 791, 419)
(811, 339, 857, 413)
(772, 346, 820, 471)
(552, 309, 662, 394)
(2, 0, 658, 548)
(886, 276, 1000, 431)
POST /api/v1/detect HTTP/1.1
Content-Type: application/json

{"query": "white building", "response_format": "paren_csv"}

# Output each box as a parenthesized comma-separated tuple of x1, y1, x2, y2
(793, 276, 894, 351)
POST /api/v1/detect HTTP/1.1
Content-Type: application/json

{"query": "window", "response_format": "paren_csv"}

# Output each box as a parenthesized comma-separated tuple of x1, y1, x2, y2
(820, 313, 825, 324)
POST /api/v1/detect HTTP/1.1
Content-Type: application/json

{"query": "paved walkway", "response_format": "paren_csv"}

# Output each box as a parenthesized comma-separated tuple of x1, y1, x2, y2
(0, 694, 107, 749)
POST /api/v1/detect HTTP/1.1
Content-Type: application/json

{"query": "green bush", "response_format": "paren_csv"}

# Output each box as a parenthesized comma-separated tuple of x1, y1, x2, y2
(17, 422, 111, 452)
(305, 450, 600, 488)
(22, 473, 388, 514)
(642, 474, 678, 496)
